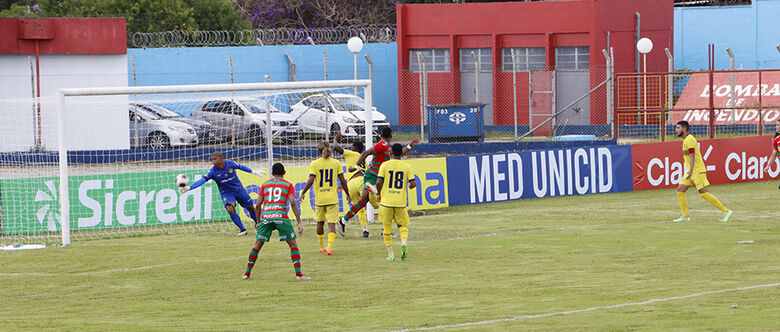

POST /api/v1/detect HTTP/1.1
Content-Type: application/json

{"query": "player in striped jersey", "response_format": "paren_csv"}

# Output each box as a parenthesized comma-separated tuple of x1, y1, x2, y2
(339, 127, 419, 234)
(243, 163, 310, 280)
(763, 119, 780, 188)
(300, 141, 351, 255)
(332, 133, 378, 238)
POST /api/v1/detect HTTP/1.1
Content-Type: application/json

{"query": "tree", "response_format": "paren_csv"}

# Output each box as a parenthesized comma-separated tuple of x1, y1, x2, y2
(1, 0, 251, 42)
(187, 0, 250, 31)
(237, 0, 400, 29)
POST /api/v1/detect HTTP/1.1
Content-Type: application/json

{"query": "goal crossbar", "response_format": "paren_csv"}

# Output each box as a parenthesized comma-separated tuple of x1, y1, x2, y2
(57, 79, 372, 97)
(54, 79, 374, 246)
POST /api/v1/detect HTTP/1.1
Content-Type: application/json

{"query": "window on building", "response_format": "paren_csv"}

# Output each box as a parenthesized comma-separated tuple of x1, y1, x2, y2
(555, 46, 590, 70)
(459, 48, 492, 73)
(409, 49, 450, 73)
(501, 47, 546, 72)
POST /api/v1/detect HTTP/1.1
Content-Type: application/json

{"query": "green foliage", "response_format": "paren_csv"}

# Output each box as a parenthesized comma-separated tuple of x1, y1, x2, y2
(0, 2, 33, 17)
(1, 181, 779, 330)
(1, 0, 250, 43)
(186, 0, 250, 31)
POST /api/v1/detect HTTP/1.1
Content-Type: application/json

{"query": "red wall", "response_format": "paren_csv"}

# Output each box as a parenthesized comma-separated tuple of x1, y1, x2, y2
(396, 0, 673, 126)
(0, 18, 126, 54)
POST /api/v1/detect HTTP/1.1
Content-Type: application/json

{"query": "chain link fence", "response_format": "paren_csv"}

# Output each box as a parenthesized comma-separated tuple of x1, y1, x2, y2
(397, 49, 614, 144)
(615, 68, 780, 143)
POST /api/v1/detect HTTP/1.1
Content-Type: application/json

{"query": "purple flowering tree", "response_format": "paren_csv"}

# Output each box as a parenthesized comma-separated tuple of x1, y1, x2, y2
(235, 0, 402, 28)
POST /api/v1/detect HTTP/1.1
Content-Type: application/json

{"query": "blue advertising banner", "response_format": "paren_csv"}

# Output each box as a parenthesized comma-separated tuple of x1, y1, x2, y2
(445, 145, 633, 206)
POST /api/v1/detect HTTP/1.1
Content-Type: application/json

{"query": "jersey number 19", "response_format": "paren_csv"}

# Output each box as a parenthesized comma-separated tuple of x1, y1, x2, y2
(270, 187, 284, 202)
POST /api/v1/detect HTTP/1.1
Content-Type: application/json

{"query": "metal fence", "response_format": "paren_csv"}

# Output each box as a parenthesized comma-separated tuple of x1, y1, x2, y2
(398, 48, 615, 144)
(615, 68, 780, 143)
(130, 25, 397, 48)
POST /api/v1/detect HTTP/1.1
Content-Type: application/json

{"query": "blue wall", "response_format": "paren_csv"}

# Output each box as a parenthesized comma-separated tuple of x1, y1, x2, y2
(128, 43, 400, 123)
(674, 0, 780, 70)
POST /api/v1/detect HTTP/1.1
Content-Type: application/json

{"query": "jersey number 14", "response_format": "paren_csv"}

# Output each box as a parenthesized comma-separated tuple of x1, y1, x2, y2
(319, 169, 334, 187)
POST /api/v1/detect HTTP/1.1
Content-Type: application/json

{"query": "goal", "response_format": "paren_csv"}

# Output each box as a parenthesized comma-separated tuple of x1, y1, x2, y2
(0, 79, 375, 247)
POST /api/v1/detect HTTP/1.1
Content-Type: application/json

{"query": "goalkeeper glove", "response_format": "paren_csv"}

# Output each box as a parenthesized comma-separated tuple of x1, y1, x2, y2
(178, 186, 190, 194)
(252, 169, 267, 177)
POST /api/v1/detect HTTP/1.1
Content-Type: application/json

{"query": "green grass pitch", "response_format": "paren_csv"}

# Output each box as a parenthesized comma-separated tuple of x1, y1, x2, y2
(2, 181, 779, 331)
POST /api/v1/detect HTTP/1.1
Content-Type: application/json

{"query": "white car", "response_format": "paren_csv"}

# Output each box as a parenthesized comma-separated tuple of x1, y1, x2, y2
(289, 93, 390, 137)
(191, 98, 303, 144)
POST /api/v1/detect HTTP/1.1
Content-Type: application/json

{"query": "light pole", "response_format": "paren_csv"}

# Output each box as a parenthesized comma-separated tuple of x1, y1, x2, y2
(347, 36, 364, 95)
(637, 37, 653, 126)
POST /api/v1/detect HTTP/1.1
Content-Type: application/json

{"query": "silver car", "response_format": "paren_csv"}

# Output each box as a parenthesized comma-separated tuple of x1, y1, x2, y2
(129, 106, 198, 148)
(192, 98, 303, 144)
(132, 103, 217, 145)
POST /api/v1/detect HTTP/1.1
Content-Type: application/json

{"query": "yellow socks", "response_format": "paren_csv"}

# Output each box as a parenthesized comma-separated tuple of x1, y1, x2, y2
(383, 224, 393, 247)
(327, 232, 335, 249)
(399, 226, 408, 243)
(700, 192, 728, 213)
(358, 209, 367, 228)
(317, 234, 325, 249)
(676, 191, 688, 217)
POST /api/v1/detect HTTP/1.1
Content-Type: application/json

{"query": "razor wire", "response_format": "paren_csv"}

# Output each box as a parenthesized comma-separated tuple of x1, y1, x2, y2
(130, 25, 397, 48)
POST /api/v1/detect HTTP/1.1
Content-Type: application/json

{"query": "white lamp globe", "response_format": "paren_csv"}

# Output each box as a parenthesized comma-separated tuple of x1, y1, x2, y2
(637, 38, 653, 54)
(347, 36, 364, 53)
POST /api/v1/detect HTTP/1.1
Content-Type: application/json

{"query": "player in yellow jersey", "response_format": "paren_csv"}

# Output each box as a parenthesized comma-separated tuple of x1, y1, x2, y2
(332, 133, 379, 238)
(301, 141, 351, 255)
(674, 121, 733, 222)
(376, 143, 417, 261)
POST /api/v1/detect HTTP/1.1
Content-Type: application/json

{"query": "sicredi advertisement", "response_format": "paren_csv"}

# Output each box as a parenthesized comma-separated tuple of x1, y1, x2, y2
(0, 159, 450, 234)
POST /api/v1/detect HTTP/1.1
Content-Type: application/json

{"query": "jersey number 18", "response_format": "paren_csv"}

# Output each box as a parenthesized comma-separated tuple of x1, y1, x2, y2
(387, 171, 405, 189)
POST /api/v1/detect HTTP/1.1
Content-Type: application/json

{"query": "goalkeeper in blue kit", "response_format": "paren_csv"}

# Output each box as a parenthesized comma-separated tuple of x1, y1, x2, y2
(179, 152, 267, 235)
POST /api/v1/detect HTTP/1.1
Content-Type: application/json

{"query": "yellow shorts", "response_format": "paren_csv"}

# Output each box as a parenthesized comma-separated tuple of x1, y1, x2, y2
(379, 205, 410, 228)
(347, 177, 363, 204)
(348, 176, 379, 208)
(315, 204, 339, 223)
(680, 172, 710, 190)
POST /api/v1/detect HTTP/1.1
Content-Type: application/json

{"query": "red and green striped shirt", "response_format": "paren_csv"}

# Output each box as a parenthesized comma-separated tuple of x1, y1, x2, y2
(367, 140, 391, 175)
(259, 178, 296, 221)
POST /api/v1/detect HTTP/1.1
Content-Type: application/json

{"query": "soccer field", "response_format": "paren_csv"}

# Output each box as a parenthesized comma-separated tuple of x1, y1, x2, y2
(2, 181, 779, 331)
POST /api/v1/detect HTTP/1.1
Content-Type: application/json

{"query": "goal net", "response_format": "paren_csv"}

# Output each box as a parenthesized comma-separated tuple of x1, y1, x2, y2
(0, 79, 376, 248)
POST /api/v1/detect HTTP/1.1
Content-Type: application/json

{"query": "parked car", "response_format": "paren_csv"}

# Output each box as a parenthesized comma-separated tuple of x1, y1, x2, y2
(191, 98, 303, 144)
(129, 106, 198, 148)
(131, 103, 217, 144)
(289, 93, 390, 137)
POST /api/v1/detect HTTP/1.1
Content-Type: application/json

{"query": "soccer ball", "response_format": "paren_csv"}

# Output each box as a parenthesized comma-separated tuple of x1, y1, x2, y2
(175, 174, 189, 187)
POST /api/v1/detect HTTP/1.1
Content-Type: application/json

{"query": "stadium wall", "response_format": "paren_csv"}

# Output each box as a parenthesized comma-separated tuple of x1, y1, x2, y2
(126, 43, 400, 124)
(674, 0, 780, 70)
(0, 18, 129, 152)
(3, 136, 778, 234)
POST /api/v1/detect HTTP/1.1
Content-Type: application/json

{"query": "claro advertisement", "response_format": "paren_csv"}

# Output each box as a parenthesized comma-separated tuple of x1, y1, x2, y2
(632, 135, 780, 190)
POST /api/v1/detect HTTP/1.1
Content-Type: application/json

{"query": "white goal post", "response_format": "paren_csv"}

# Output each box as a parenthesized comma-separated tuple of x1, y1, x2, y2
(51, 79, 373, 246)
